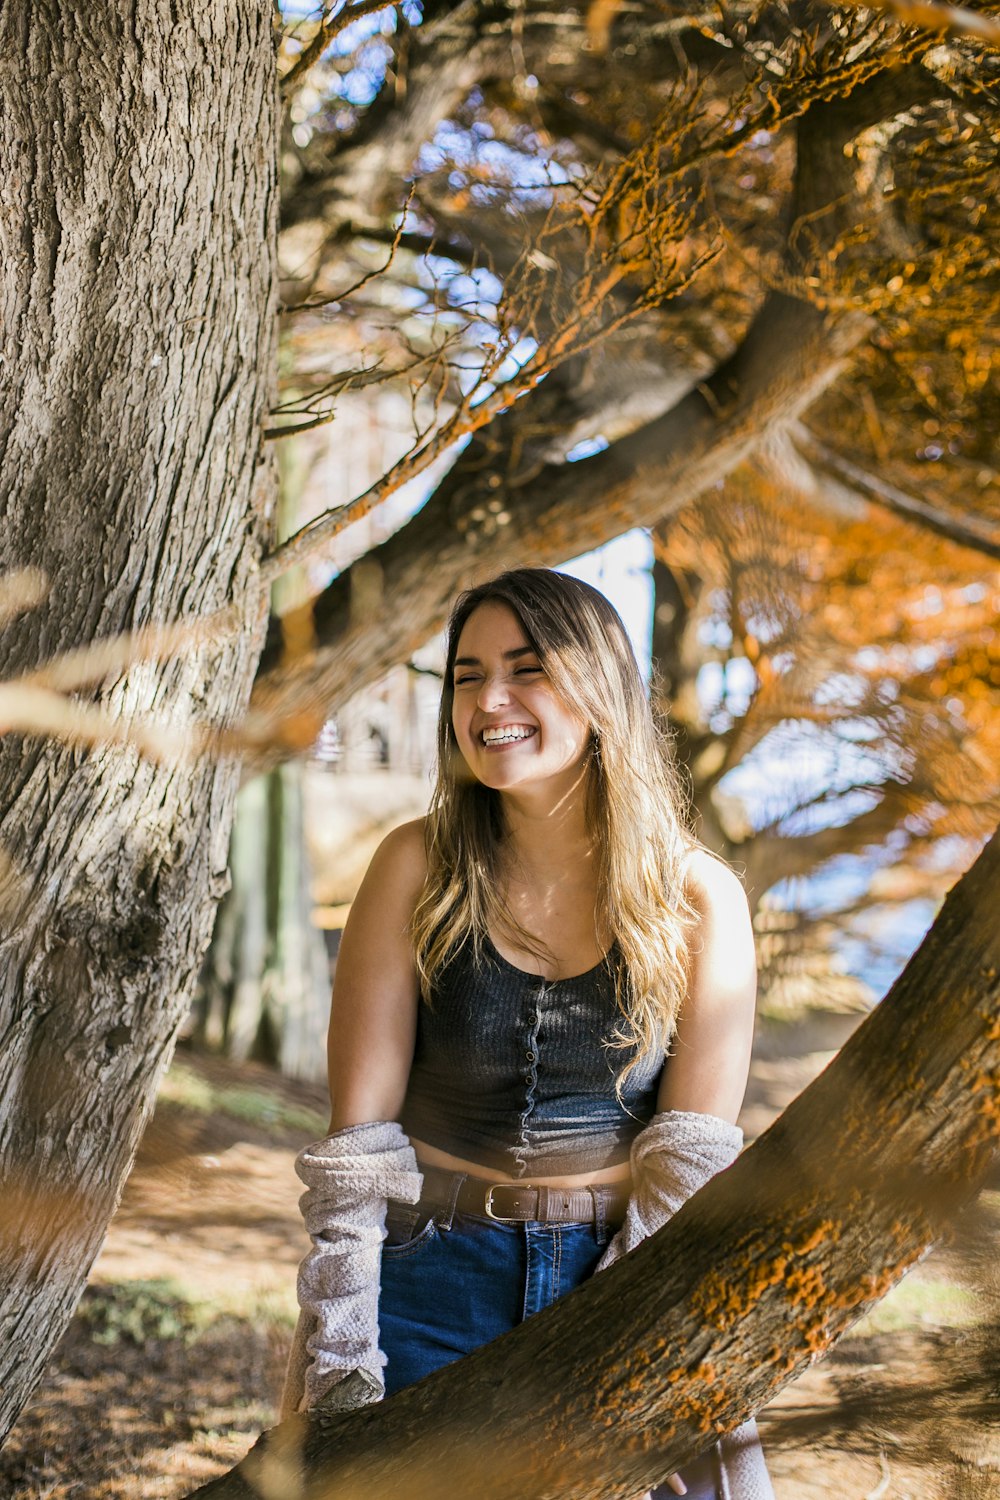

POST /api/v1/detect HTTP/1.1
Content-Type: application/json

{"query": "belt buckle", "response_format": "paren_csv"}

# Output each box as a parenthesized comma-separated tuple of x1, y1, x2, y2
(484, 1183, 533, 1222)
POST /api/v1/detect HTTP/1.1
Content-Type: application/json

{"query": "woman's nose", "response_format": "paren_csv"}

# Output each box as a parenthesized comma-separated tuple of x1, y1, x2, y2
(477, 673, 510, 711)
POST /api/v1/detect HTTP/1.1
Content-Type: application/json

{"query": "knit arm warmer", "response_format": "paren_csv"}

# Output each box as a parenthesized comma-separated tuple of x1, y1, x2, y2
(596, 1108, 743, 1269)
(596, 1110, 776, 1500)
(281, 1120, 421, 1416)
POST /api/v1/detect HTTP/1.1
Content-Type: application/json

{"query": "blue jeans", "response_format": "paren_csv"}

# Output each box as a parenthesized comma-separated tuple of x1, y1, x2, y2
(379, 1200, 720, 1499)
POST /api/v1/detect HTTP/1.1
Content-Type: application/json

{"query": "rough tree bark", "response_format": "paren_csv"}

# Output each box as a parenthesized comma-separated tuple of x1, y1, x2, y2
(0, 1, 278, 1442)
(190, 827, 1000, 1500)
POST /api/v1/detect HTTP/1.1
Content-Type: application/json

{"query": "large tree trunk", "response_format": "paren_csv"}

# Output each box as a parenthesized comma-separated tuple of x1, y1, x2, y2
(0, 1, 278, 1442)
(189, 828, 1000, 1500)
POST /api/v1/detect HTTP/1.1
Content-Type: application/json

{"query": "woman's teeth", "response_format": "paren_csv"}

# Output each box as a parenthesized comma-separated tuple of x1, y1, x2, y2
(482, 727, 534, 745)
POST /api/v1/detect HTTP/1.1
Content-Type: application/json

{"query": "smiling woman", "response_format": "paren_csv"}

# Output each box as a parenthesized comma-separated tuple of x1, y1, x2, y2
(450, 601, 590, 795)
(281, 568, 772, 1500)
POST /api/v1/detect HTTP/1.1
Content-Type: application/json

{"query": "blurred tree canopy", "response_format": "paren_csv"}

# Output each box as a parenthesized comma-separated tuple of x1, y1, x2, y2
(256, 0, 999, 1012)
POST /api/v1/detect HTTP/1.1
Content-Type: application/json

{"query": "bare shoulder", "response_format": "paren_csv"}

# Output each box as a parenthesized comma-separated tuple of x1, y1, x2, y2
(347, 816, 427, 933)
(682, 847, 750, 918)
(659, 848, 756, 1120)
(371, 816, 428, 884)
(376, 814, 427, 859)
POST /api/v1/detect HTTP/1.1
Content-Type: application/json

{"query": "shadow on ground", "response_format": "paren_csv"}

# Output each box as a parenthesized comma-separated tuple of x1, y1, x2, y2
(2, 1041, 998, 1499)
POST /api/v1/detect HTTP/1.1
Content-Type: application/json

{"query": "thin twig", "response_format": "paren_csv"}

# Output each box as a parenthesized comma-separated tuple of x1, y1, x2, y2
(280, 0, 401, 96)
(0, 682, 198, 763)
(14, 608, 240, 695)
(280, 186, 416, 316)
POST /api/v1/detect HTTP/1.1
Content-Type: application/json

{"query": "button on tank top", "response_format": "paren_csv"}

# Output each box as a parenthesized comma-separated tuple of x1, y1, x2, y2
(399, 934, 664, 1177)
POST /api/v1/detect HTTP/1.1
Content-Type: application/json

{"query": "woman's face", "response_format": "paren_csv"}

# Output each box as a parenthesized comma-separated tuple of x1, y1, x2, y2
(450, 601, 591, 796)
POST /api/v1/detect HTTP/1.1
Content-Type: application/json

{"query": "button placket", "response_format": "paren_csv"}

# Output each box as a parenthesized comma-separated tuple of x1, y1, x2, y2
(514, 980, 546, 1176)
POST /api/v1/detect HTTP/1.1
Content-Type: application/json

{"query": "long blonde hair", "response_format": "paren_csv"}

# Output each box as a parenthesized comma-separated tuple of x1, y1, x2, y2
(411, 567, 700, 1081)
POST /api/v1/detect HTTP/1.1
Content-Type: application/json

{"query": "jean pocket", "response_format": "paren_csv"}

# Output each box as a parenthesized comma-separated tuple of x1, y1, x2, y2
(382, 1207, 439, 1259)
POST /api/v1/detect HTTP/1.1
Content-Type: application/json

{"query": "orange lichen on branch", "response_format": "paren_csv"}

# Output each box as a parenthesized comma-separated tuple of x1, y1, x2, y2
(965, 1066, 1000, 1097)
(592, 1334, 731, 1441)
(764, 1344, 800, 1379)
(783, 1261, 829, 1306)
(793, 1219, 839, 1256)
(980, 1007, 1000, 1043)
(957, 1027, 1000, 1149)
(686, 1191, 938, 1372)
(802, 1322, 833, 1355)
(954, 1094, 1000, 1162)
(653, 1387, 717, 1438)
(690, 1251, 789, 1332)
(689, 1207, 848, 1331)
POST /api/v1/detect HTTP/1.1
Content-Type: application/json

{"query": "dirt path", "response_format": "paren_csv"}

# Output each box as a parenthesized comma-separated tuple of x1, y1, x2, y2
(2, 1028, 997, 1499)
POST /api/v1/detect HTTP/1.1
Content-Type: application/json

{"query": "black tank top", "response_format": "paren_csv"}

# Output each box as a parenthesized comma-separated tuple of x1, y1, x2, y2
(399, 934, 664, 1177)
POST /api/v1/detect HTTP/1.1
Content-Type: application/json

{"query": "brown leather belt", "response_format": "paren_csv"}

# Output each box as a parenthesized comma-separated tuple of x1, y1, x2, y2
(418, 1163, 629, 1225)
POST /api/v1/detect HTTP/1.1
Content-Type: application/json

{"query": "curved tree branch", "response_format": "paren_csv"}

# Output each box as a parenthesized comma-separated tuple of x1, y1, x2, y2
(251, 59, 947, 735)
(188, 826, 1000, 1499)
(250, 290, 869, 730)
(793, 426, 1000, 560)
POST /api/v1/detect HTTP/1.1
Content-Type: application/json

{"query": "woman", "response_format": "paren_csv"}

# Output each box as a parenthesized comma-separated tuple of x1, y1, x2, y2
(282, 568, 772, 1500)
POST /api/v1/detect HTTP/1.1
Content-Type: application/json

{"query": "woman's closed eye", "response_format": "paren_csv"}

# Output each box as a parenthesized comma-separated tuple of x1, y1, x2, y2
(454, 665, 542, 686)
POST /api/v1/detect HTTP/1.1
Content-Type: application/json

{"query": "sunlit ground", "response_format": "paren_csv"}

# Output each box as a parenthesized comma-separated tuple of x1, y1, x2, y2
(3, 1038, 997, 1499)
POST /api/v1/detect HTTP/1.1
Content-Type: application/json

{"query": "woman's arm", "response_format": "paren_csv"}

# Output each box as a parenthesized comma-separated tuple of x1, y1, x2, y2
(326, 817, 427, 1132)
(656, 849, 757, 1124)
(284, 820, 427, 1417)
